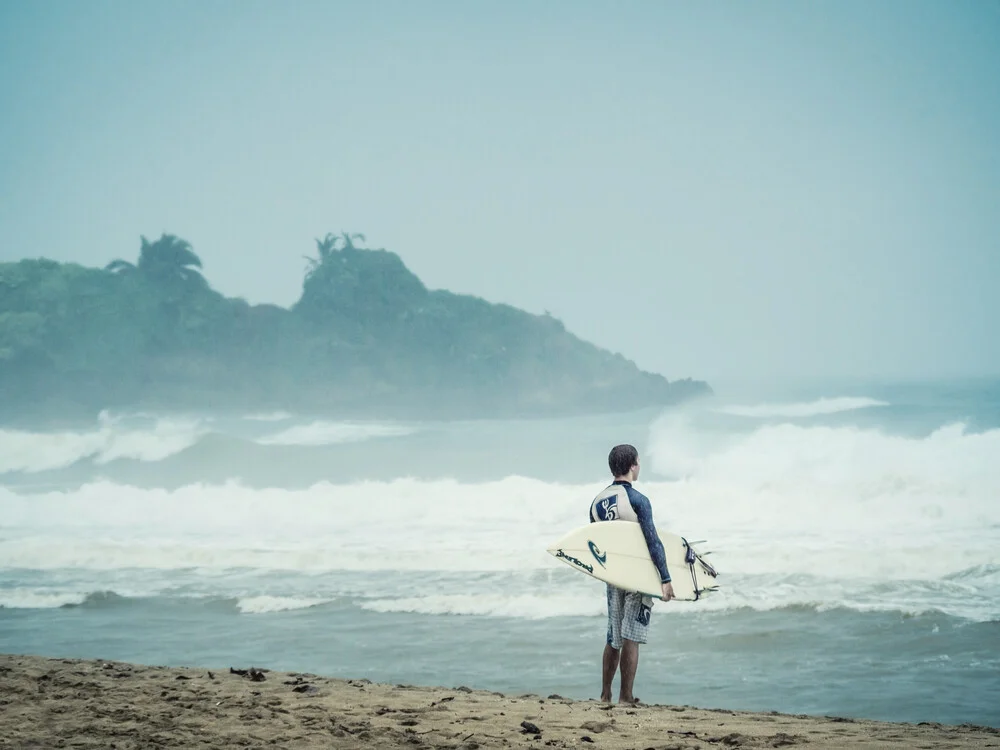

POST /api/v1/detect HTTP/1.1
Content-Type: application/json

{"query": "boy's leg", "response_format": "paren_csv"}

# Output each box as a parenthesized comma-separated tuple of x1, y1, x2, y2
(618, 593, 653, 703)
(601, 584, 626, 701)
(618, 638, 640, 704)
(601, 642, 620, 702)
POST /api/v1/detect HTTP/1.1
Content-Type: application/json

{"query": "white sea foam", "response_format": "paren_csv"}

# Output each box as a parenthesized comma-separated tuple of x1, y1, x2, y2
(0, 413, 411, 473)
(0, 413, 206, 473)
(0, 588, 89, 609)
(0, 476, 575, 573)
(358, 574, 999, 621)
(716, 396, 889, 418)
(256, 420, 416, 446)
(236, 595, 332, 614)
(243, 411, 294, 422)
(362, 593, 605, 619)
(1, 416, 997, 620)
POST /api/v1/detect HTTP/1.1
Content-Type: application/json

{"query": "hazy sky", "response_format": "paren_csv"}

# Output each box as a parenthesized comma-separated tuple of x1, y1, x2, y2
(1, 0, 997, 382)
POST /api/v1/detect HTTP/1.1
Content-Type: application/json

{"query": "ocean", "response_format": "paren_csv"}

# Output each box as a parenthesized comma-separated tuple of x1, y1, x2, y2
(1, 378, 998, 727)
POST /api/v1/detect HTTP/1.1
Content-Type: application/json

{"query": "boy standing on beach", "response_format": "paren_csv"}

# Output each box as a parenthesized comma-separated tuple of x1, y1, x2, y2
(589, 444, 675, 704)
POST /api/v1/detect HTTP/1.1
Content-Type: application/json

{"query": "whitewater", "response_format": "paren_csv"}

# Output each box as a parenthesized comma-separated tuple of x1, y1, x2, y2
(1, 381, 998, 726)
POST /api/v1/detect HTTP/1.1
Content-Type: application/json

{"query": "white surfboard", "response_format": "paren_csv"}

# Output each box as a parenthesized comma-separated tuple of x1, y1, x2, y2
(547, 521, 719, 601)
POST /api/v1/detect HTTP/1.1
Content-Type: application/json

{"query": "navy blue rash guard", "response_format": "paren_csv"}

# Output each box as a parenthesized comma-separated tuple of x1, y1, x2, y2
(590, 480, 671, 583)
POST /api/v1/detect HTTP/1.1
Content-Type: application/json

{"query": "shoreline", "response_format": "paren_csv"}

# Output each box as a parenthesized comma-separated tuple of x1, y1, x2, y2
(2, 654, 996, 749)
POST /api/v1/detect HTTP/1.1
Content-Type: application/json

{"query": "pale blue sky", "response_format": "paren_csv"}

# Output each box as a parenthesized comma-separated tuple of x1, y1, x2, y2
(1, 0, 997, 381)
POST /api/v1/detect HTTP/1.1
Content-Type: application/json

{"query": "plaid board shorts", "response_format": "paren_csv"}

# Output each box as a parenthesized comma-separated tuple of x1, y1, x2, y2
(605, 583, 654, 649)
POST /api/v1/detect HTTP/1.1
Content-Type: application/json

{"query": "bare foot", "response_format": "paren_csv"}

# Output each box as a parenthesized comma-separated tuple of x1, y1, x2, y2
(600, 693, 613, 703)
(619, 696, 642, 705)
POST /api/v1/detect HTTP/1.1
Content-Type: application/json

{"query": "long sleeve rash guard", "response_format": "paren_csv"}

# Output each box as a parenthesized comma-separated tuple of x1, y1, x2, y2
(589, 480, 671, 583)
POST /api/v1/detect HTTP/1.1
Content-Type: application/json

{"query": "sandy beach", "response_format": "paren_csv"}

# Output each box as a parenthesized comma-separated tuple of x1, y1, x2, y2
(1, 654, 996, 749)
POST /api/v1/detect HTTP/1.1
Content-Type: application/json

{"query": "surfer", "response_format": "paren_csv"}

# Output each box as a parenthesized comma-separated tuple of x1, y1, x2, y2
(589, 443, 674, 704)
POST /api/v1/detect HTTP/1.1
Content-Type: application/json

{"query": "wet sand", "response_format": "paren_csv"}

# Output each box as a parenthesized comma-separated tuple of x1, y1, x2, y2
(1, 654, 997, 749)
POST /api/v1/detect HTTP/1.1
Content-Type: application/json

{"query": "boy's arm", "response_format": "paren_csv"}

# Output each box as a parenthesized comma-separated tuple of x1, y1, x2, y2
(630, 492, 671, 583)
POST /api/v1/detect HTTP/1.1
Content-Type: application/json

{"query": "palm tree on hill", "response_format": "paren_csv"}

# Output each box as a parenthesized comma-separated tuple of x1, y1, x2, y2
(339, 231, 365, 251)
(303, 231, 367, 279)
(106, 234, 205, 286)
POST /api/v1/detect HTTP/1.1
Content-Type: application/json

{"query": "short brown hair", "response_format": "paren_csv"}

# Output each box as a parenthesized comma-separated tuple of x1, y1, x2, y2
(608, 444, 638, 477)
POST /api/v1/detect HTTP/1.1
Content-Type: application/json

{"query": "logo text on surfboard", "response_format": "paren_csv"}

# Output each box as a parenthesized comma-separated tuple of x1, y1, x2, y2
(555, 549, 593, 574)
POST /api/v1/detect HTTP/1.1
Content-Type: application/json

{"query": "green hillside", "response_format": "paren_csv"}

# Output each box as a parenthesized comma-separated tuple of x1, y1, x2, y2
(0, 233, 710, 421)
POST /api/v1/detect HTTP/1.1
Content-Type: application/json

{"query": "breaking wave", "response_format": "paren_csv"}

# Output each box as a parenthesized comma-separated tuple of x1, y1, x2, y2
(1, 407, 997, 623)
(235, 595, 334, 614)
(0, 413, 206, 474)
(716, 396, 889, 418)
(0, 413, 420, 475)
(255, 420, 416, 446)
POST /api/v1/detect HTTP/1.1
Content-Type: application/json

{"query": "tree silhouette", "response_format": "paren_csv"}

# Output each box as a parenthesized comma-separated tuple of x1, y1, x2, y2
(339, 231, 365, 251)
(106, 234, 205, 287)
(303, 231, 367, 279)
